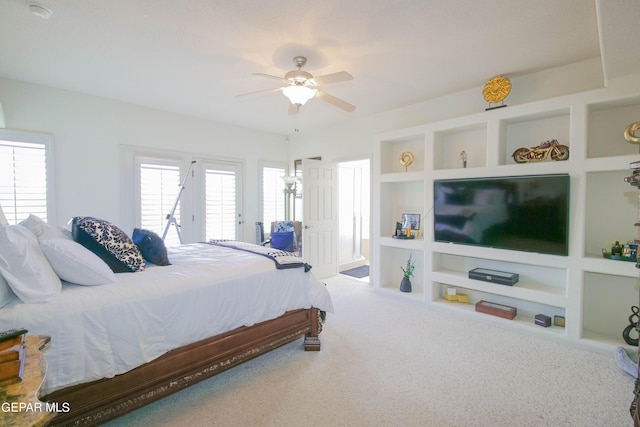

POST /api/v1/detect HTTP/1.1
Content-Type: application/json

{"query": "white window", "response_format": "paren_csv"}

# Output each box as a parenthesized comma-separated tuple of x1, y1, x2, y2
(261, 164, 286, 226)
(0, 131, 50, 225)
(201, 162, 242, 241)
(137, 159, 182, 246)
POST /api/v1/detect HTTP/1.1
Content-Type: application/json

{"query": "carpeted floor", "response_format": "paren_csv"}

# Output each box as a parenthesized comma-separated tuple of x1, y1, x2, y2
(104, 276, 634, 427)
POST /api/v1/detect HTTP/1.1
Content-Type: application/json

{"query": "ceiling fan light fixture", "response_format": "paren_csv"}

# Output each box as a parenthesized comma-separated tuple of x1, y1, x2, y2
(283, 85, 316, 106)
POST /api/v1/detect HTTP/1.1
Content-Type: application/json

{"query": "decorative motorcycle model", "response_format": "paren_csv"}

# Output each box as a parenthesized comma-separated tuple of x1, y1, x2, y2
(512, 139, 569, 163)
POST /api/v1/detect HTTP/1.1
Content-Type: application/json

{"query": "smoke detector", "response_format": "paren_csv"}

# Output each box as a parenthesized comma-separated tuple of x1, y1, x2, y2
(29, 4, 53, 19)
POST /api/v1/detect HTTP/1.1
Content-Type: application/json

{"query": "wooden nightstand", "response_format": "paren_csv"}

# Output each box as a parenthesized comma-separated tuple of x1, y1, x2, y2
(1, 335, 55, 427)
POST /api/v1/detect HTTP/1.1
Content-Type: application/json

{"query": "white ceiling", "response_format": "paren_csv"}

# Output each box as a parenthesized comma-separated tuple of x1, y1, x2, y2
(0, 0, 638, 136)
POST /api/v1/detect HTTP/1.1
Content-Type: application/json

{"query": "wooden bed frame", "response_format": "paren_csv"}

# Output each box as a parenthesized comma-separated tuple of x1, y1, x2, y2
(43, 307, 322, 426)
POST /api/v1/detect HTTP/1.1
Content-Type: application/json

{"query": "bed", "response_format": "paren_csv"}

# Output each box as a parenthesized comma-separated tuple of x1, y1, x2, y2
(0, 217, 333, 426)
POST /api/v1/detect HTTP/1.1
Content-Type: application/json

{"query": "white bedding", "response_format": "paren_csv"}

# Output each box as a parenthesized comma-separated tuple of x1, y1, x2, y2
(0, 243, 333, 393)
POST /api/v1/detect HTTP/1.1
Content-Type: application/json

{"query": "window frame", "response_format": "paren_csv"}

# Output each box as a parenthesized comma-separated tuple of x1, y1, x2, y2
(121, 146, 191, 242)
(0, 129, 55, 225)
(135, 156, 184, 245)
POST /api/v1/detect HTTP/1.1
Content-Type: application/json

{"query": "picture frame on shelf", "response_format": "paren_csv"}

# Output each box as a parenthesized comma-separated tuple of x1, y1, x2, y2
(401, 213, 420, 231)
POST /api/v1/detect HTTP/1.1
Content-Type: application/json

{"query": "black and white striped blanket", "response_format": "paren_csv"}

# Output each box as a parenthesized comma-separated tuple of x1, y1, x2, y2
(207, 240, 312, 272)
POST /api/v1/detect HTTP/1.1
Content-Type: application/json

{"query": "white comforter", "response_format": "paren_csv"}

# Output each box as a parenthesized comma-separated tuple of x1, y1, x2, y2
(0, 243, 333, 393)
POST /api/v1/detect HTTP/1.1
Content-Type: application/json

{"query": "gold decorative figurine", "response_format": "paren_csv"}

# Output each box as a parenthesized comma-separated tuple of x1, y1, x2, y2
(483, 76, 511, 110)
(399, 151, 414, 172)
(624, 121, 640, 144)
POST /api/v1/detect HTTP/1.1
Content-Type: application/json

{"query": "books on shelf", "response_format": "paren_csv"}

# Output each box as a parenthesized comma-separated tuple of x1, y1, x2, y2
(0, 328, 27, 386)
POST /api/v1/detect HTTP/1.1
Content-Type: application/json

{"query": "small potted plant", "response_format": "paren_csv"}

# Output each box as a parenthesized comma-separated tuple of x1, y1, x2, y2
(400, 254, 414, 292)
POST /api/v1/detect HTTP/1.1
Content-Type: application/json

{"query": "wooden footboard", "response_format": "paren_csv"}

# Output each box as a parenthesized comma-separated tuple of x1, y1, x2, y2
(44, 307, 321, 426)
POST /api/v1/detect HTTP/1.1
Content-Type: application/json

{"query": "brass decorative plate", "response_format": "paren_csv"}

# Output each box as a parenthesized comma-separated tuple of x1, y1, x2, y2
(482, 76, 511, 103)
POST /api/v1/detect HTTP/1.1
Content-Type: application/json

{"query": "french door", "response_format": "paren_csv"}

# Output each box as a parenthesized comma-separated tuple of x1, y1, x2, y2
(195, 160, 243, 241)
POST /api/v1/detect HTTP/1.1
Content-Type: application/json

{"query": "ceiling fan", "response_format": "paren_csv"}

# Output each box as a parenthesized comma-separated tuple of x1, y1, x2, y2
(237, 56, 356, 115)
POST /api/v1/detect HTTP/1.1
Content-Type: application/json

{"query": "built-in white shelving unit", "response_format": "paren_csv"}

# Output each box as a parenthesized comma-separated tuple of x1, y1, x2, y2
(372, 88, 640, 354)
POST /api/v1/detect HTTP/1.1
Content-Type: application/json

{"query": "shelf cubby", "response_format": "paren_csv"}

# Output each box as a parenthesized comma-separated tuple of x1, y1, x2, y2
(582, 271, 640, 345)
(587, 96, 640, 159)
(378, 245, 424, 296)
(433, 283, 566, 334)
(431, 253, 567, 306)
(433, 123, 487, 170)
(584, 170, 640, 258)
(378, 180, 424, 240)
(500, 109, 571, 166)
(379, 136, 425, 174)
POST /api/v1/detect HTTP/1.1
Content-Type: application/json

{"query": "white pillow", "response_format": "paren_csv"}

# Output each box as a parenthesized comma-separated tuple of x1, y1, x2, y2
(19, 214, 114, 285)
(0, 225, 61, 303)
(20, 213, 65, 240)
(0, 274, 17, 308)
(39, 237, 115, 285)
(0, 204, 8, 226)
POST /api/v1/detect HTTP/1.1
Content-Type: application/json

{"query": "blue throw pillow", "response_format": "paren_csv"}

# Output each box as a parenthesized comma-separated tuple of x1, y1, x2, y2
(270, 231, 294, 252)
(132, 228, 171, 266)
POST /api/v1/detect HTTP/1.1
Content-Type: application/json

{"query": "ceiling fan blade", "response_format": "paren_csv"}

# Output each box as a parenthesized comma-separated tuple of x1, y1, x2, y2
(316, 90, 356, 112)
(235, 87, 282, 98)
(252, 72, 286, 82)
(288, 103, 300, 115)
(314, 71, 353, 85)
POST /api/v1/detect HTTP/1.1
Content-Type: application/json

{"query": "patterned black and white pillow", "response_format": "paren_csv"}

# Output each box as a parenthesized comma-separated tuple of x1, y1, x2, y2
(72, 217, 145, 273)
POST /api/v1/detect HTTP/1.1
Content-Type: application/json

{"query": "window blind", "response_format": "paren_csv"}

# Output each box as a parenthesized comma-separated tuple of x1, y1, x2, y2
(262, 166, 285, 225)
(139, 162, 181, 246)
(0, 140, 47, 224)
(205, 168, 236, 241)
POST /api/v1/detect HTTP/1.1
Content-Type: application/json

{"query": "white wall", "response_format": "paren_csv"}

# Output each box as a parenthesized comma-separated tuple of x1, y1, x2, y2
(288, 58, 606, 163)
(0, 77, 288, 240)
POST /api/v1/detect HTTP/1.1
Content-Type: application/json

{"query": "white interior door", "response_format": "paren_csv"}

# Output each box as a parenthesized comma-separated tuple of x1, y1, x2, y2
(302, 159, 338, 278)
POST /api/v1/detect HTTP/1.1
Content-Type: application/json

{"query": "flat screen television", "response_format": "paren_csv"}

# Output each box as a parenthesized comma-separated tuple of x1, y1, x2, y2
(433, 174, 570, 256)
